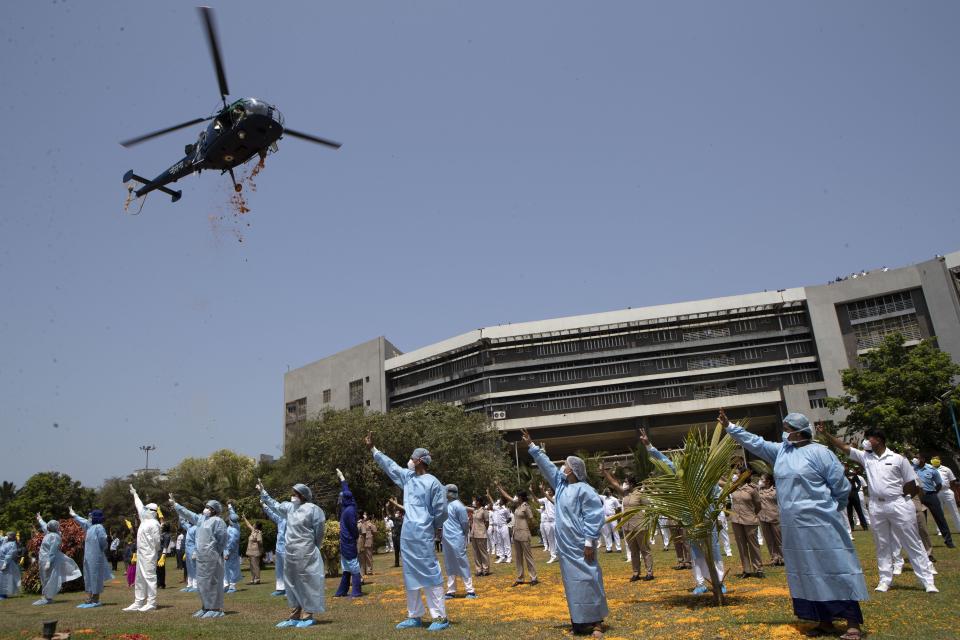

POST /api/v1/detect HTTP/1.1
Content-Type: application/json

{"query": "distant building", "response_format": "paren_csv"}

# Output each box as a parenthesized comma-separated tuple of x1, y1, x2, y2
(284, 251, 960, 457)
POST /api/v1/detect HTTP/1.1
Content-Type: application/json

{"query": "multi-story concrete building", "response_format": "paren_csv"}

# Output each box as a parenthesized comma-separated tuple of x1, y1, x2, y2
(284, 251, 960, 456)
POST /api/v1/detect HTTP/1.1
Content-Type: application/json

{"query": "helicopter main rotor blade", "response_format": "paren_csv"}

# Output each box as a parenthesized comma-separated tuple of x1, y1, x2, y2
(120, 116, 212, 148)
(198, 6, 229, 103)
(284, 128, 342, 149)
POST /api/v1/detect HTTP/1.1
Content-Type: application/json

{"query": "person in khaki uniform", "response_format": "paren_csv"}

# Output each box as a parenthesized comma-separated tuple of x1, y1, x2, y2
(757, 474, 783, 566)
(469, 497, 490, 576)
(241, 514, 264, 584)
(600, 465, 654, 581)
(359, 514, 376, 576)
(495, 483, 538, 586)
(729, 476, 764, 578)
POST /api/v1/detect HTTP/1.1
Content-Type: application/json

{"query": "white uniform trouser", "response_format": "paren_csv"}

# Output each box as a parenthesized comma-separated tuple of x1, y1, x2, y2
(600, 521, 621, 551)
(497, 526, 511, 559)
(869, 496, 934, 585)
(658, 518, 671, 547)
(857, 491, 870, 526)
(407, 585, 446, 620)
(445, 571, 474, 594)
(938, 491, 960, 533)
(134, 559, 158, 606)
(717, 512, 732, 555)
(540, 520, 556, 557)
(692, 554, 725, 587)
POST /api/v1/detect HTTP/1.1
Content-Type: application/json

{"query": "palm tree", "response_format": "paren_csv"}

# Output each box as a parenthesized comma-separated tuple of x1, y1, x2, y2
(611, 421, 749, 605)
(0, 481, 16, 509)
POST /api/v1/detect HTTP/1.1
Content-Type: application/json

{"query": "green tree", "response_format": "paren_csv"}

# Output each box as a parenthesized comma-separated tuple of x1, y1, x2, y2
(0, 481, 16, 511)
(825, 333, 960, 456)
(1, 472, 95, 535)
(165, 450, 257, 516)
(270, 402, 513, 516)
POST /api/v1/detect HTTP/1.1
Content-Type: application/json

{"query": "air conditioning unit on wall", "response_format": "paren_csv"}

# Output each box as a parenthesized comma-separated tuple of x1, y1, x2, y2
(492, 410, 506, 420)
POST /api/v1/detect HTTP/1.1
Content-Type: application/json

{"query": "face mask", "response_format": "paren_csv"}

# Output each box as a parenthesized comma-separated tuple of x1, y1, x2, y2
(731, 474, 739, 482)
(932, 458, 941, 468)
(290, 497, 301, 506)
(911, 458, 919, 467)
(407, 459, 416, 471)
(202, 508, 212, 517)
(782, 431, 795, 447)
(621, 483, 629, 491)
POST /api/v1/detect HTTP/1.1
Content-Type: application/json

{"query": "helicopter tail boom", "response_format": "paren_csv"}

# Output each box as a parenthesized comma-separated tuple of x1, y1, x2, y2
(123, 170, 183, 203)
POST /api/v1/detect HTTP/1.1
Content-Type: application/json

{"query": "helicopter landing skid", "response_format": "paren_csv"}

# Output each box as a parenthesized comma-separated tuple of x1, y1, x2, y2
(123, 170, 182, 203)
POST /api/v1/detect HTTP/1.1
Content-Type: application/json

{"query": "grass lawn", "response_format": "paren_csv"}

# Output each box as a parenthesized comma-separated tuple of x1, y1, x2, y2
(0, 532, 957, 639)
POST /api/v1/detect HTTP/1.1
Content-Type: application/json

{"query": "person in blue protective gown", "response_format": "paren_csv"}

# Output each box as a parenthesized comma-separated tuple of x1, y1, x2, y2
(0, 532, 22, 600)
(33, 515, 82, 606)
(720, 409, 868, 640)
(179, 516, 198, 592)
(224, 503, 242, 592)
(69, 506, 113, 608)
(522, 430, 608, 637)
(333, 468, 363, 598)
(257, 479, 326, 628)
(261, 497, 287, 596)
(365, 432, 450, 632)
(441, 484, 477, 599)
(170, 495, 229, 619)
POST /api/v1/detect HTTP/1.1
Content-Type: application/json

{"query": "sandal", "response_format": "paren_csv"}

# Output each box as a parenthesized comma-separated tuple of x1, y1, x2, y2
(838, 630, 861, 640)
(805, 627, 836, 637)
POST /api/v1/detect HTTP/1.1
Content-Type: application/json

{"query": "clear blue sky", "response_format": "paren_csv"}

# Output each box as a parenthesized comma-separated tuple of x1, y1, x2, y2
(2, 1, 958, 487)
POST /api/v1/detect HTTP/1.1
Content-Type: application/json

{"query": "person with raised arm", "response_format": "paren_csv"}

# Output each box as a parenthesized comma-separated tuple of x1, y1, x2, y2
(495, 481, 539, 587)
(260, 494, 287, 596)
(240, 513, 263, 585)
(600, 453, 653, 582)
(170, 494, 228, 618)
(69, 506, 112, 608)
(33, 514, 81, 606)
(332, 468, 363, 598)
(122, 485, 161, 612)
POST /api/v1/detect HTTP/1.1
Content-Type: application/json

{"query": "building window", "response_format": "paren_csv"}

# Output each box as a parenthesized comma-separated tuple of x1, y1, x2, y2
(588, 362, 630, 378)
(660, 384, 685, 399)
(791, 371, 817, 384)
(656, 356, 682, 371)
(592, 391, 632, 407)
(683, 326, 731, 342)
(741, 347, 761, 360)
(847, 291, 915, 322)
(733, 319, 757, 332)
(537, 341, 579, 356)
(542, 396, 587, 412)
(691, 383, 738, 400)
(790, 342, 811, 356)
(349, 379, 364, 409)
(653, 329, 678, 343)
(285, 397, 306, 425)
(783, 313, 804, 327)
(686, 354, 735, 370)
(322, 389, 331, 404)
(853, 314, 922, 350)
(808, 388, 829, 409)
(539, 368, 583, 384)
(581, 335, 628, 351)
(744, 377, 765, 391)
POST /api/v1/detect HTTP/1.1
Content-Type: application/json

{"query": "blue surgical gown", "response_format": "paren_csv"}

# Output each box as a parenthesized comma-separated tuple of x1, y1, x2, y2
(529, 445, 609, 624)
(726, 424, 868, 603)
(225, 517, 242, 584)
(181, 518, 198, 580)
(72, 516, 112, 595)
(0, 540, 21, 596)
(174, 504, 228, 611)
(260, 490, 326, 613)
(37, 522, 82, 600)
(373, 449, 447, 591)
(262, 500, 287, 586)
(441, 498, 471, 581)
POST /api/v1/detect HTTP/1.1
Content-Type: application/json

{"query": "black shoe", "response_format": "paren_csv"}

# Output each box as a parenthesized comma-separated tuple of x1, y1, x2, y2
(738, 572, 751, 579)
(946, 541, 956, 549)
(642, 573, 655, 581)
(755, 571, 766, 579)
(629, 575, 640, 582)
(529, 579, 539, 586)
(929, 555, 937, 563)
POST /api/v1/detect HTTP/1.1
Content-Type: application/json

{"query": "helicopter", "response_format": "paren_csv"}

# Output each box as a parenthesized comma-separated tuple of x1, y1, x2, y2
(121, 6, 340, 203)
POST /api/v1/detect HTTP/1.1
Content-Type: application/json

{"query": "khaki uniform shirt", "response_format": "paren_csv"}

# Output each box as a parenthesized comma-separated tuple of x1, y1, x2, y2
(471, 507, 488, 539)
(511, 502, 533, 542)
(730, 483, 761, 525)
(757, 486, 779, 524)
(361, 521, 375, 548)
(620, 489, 647, 532)
(246, 529, 263, 557)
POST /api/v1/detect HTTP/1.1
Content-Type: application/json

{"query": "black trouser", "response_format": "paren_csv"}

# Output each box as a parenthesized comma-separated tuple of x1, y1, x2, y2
(110, 550, 119, 571)
(176, 549, 184, 570)
(157, 559, 166, 589)
(921, 491, 954, 545)
(846, 491, 868, 530)
(392, 536, 401, 567)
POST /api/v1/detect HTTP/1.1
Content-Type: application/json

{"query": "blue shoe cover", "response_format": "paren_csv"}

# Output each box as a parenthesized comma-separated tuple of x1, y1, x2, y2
(444, 593, 454, 600)
(465, 592, 478, 599)
(180, 587, 191, 592)
(32, 598, 51, 606)
(428, 619, 450, 631)
(296, 619, 318, 628)
(271, 590, 286, 596)
(721, 584, 727, 594)
(396, 617, 423, 629)
(87, 602, 102, 608)
(691, 585, 708, 594)
(193, 609, 207, 617)
(77, 602, 91, 608)
(276, 619, 298, 628)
